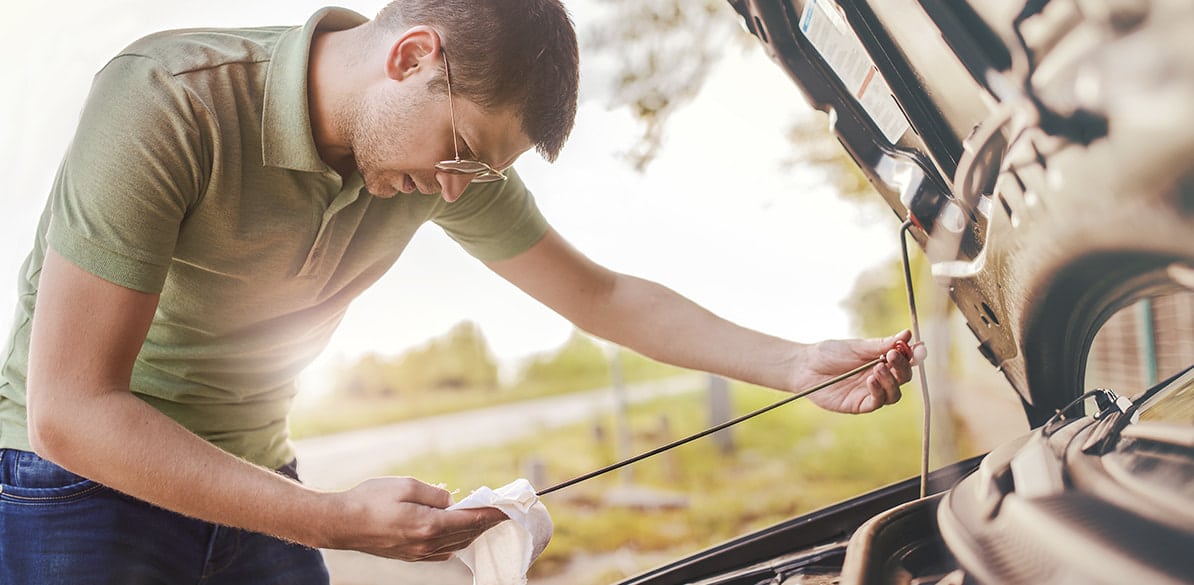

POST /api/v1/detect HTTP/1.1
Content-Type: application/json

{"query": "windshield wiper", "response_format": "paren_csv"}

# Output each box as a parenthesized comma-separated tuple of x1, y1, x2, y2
(1083, 365, 1194, 452)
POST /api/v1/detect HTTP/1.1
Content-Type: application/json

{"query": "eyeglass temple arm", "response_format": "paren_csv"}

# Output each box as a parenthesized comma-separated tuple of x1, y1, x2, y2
(440, 51, 462, 163)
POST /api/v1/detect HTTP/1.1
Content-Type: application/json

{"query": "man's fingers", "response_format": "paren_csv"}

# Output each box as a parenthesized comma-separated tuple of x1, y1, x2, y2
(860, 392, 879, 413)
(866, 370, 886, 410)
(337, 479, 514, 562)
(884, 348, 913, 383)
(872, 363, 900, 404)
(379, 506, 507, 561)
(881, 330, 926, 366)
(389, 478, 453, 508)
(474, 506, 510, 527)
(458, 506, 508, 528)
(436, 507, 509, 538)
(419, 507, 509, 556)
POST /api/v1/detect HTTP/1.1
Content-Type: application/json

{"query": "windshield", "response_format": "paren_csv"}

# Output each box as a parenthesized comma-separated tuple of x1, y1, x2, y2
(1136, 367, 1194, 428)
(1085, 291, 1194, 421)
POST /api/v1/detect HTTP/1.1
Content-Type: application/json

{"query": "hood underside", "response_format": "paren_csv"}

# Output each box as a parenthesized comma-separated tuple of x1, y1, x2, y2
(730, 0, 1194, 424)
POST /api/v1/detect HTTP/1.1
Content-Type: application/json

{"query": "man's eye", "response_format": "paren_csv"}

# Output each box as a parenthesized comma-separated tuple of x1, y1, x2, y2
(459, 142, 479, 160)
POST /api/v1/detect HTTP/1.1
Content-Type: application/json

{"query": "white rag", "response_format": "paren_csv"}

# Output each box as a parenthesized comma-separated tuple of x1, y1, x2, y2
(448, 478, 553, 585)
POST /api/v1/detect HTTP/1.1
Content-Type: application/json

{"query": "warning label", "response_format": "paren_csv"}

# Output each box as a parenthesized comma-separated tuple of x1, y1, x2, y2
(799, 0, 910, 144)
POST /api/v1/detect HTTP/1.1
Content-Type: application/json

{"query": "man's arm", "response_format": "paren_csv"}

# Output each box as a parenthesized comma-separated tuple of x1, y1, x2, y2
(486, 228, 918, 413)
(26, 250, 505, 561)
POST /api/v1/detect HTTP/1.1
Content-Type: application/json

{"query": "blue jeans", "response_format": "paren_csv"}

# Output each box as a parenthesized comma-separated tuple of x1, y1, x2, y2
(0, 449, 330, 585)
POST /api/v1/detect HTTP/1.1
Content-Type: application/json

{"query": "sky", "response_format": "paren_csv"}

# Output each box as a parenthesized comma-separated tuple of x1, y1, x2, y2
(0, 0, 900, 396)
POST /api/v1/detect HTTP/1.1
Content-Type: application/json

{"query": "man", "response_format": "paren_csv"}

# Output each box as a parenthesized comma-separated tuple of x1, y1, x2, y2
(0, 0, 920, 583)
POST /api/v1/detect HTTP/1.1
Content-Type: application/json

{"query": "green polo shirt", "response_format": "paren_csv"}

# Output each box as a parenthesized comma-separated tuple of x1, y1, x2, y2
(0, 8, 548, 469)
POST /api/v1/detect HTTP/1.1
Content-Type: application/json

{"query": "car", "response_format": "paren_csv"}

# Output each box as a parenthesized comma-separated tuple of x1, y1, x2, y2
(618, 1, 1194, 583)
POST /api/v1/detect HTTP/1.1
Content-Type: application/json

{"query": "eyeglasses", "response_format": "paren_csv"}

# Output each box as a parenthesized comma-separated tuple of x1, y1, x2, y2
(435, 51, 507, 183)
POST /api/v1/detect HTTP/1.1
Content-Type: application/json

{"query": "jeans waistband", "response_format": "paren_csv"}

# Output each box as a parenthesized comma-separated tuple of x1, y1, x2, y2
(0, 449, 301, 484)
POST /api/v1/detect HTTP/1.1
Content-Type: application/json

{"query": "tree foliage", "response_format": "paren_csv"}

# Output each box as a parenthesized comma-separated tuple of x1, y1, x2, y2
(516, 329, 609, 388)
(783, 112, 880, 206)
(842, 249, 928, 338)
(582, 0, 753, 171)
(334, 320, 498, 398)
(585, 4, 943, 340)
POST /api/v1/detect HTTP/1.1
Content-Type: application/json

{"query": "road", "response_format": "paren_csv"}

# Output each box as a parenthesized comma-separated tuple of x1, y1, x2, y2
(291, 374, 704, 585)
(293, 373, 704, 490)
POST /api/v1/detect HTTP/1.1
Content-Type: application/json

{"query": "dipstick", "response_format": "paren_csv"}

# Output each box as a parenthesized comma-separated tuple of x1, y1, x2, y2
(536, 341, 913, 497)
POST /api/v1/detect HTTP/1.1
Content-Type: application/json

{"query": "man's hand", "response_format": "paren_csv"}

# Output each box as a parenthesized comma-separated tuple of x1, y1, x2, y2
(321, 477, 509, 562)
(799, 330, 926, 414)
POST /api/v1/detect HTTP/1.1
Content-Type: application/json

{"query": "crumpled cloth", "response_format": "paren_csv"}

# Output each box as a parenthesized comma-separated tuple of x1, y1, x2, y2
(448, 478, 553, 585)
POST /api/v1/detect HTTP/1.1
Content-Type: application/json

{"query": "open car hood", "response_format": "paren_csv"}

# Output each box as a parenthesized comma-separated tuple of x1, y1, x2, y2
(728, 0, 1194, 426)
(617, 2, 1194, 583)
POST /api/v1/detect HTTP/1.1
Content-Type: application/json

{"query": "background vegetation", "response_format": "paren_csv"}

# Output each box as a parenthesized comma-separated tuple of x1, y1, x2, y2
(399, 379, 978, 584)
(290, 326, 684, 438)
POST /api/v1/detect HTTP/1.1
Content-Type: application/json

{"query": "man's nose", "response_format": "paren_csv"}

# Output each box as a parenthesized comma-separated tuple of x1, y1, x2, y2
(436, 172, 472, 203)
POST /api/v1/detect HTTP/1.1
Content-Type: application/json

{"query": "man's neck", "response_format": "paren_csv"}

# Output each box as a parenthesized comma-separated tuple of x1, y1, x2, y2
(307, 28, 363, 176)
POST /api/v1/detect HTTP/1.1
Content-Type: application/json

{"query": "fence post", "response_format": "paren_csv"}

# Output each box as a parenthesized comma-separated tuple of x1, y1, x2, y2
(609, 346, 633, 484)
(525, 456, 548, 490)
(708, 374, 733, 454)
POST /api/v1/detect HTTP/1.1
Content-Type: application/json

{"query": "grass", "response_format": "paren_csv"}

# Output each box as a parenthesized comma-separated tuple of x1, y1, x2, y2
(397, 380, 950, 584)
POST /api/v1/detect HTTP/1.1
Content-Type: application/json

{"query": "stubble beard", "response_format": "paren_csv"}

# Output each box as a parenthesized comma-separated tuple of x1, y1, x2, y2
(341, 89, 427, 197)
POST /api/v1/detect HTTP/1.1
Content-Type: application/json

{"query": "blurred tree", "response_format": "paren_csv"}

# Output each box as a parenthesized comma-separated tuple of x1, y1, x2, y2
(782, 111, 938, 339)
(423, 320, 499, 390)
(582, 0, 753, 171)
(517, 329, 608, 388)
(586, 1, 927, 338)
(333, 320, 499, 398)
(336, 353, 398, 398)
(782, 112, 881, 207)
(586, 1, 973, 360)
(843, 248, 928, 338)
(584, 0, 885, 202)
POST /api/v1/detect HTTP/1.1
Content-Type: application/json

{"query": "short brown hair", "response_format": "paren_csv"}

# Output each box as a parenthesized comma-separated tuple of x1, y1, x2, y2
(373, 0, 579, 162)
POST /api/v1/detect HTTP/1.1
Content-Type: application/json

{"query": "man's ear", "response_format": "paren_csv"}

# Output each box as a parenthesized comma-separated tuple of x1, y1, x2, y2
(384, 25, 442, 82)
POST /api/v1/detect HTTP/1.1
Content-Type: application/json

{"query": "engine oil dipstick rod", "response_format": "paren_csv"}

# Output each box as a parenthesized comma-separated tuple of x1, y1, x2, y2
(535, 340, 914, 497)
(900, 219, 934, 499)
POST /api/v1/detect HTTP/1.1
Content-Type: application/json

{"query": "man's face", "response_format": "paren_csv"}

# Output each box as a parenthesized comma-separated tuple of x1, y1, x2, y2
(348, 74, 531, 203)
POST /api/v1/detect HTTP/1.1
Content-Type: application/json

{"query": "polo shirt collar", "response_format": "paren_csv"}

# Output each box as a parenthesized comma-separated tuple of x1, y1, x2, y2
(262, 7, 368, 172)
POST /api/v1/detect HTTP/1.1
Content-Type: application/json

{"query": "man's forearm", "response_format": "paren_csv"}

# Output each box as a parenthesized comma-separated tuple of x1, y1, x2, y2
(23, 250, 512, 560)
(484, 230, 811, 391)
(571, 272, 917, 415)
(25, 250, 329, 546)
(29, 387, 334, 547)
(573, 273, 809, 392)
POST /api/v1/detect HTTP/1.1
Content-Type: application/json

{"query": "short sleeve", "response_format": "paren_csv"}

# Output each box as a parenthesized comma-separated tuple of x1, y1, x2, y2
(46, 54, 206, 294)
(431, 168, 549, 262)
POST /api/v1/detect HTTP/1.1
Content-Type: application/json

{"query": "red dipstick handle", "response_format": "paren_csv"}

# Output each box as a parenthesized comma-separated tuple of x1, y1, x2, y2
(888, 339, 913, 362)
